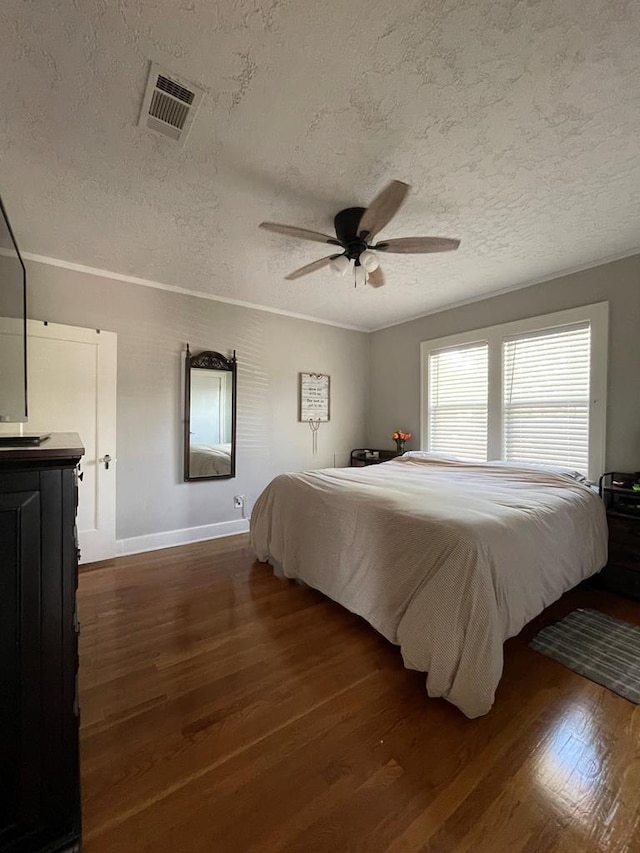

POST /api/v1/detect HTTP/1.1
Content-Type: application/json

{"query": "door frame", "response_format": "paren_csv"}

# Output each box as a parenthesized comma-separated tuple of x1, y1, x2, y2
(25, 320, 117, 562)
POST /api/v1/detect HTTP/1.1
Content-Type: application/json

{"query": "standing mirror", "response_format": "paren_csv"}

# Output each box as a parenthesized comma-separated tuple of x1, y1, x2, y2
(184, 348, 237, 481)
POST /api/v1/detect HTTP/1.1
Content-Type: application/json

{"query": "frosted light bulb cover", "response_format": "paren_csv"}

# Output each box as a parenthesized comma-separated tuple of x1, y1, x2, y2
(330, 255, 350, 276)
(354, 265, 367, 286)
(359, 250, 380, 272)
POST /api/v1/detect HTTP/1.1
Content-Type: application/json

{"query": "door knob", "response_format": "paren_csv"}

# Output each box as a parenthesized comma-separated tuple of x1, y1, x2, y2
(101, 454, 112, 470)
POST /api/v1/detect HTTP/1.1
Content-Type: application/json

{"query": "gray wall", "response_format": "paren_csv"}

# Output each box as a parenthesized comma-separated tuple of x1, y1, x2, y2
(19, 261, 369, 540)
(368, 255, 640, 472)
(5, 251, 638, 544)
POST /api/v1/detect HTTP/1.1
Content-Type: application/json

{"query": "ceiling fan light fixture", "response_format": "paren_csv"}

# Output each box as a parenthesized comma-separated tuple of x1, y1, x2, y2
(354, 264, 367, 287)
(330, 255, 351, 276)
(359, 250, 379, 272)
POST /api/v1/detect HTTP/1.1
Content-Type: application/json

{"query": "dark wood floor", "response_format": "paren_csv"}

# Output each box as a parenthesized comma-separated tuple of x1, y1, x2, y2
(78, 535, 640, 852)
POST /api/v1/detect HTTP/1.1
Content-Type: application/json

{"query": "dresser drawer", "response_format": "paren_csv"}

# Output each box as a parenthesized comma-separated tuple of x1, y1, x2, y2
(600, 564, 640, 598)
(608, 514, 640, 550)
(601, 512, 640, 597)
(608, 542, 640, 572)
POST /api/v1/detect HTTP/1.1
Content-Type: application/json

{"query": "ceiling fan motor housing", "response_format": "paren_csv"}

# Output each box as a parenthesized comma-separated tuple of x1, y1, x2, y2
(334, 207, 369, 262)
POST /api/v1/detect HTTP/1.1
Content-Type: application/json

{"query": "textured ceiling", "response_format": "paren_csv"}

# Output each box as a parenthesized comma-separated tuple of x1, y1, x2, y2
(1, 0, 639, 331)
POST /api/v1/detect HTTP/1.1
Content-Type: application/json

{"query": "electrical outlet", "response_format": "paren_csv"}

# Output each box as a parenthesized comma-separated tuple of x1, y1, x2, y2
(233, 495, 244, 508)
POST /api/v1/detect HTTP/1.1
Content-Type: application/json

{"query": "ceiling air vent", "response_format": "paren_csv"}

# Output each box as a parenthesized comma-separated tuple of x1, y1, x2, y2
(138, 63, 204, 144)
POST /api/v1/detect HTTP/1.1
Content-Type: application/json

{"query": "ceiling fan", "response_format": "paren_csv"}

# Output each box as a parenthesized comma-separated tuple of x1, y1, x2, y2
(259, 180, 460, 288)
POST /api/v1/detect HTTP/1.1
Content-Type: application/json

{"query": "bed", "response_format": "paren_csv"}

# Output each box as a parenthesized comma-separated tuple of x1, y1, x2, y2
(250, 454, 608, 718)
(189, 443, 232, 477)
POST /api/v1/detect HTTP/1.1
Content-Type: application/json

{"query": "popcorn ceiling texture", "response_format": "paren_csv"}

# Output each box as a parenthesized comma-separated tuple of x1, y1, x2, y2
(1, 0, 640, 330)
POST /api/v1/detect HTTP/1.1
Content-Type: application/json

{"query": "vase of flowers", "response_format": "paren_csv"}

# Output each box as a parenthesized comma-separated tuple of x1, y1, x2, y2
(392, 430, 412, 455)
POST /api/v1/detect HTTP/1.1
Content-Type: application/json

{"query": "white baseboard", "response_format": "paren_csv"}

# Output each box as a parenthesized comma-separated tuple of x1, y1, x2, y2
(116, 518, 250, 557)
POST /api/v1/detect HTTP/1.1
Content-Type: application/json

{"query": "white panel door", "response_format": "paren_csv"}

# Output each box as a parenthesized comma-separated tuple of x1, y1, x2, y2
(1, 320, 117, 562)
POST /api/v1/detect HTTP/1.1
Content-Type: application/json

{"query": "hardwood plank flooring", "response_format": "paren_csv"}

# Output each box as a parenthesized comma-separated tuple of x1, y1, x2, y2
(78, 535, 640, 852)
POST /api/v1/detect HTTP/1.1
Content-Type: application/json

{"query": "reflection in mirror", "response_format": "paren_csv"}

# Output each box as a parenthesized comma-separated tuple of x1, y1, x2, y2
(184, 348, 237, 480)
(0, 196, 27, 425)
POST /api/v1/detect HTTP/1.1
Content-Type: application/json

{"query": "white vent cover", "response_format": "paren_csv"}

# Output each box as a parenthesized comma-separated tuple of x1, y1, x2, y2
(138, 63, 204, 144)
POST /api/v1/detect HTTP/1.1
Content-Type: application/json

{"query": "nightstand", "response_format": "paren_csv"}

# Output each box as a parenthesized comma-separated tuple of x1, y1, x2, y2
(350, 448, 398, 467)
(599, 472, 640, 598)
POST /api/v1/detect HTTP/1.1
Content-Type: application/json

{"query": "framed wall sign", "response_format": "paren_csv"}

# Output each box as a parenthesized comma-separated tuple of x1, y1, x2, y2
(299, 372, 330, 422)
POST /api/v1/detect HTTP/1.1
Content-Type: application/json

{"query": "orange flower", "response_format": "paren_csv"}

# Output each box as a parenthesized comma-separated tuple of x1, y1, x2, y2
(392, 430, 412, 441)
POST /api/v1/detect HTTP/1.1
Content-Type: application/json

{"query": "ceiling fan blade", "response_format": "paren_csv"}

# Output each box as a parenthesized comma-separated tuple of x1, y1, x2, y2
(375, 236, 460, 254)
(260, 222, 340, 245)
(367, 267, 385, 288)
(357, 181, 409, 241)
(284, 255, 338, 280)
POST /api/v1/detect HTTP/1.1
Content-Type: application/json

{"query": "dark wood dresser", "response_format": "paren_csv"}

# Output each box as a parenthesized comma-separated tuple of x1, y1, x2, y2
(0, 434, 84, 853)
(599, 472, 640, 599)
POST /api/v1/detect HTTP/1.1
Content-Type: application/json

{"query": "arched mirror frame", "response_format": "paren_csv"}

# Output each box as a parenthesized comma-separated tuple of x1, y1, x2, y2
(184, 347, 237, 481)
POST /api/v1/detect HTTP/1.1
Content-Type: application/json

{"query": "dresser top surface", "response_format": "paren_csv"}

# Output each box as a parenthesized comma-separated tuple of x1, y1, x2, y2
(0, 432, 84, 461)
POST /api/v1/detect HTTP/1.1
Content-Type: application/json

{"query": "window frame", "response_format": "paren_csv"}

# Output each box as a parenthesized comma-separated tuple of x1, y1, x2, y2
(420, 302, 609, 480)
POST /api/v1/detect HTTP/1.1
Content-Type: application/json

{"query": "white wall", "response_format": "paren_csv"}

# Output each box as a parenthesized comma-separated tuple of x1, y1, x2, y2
(368, 255, 640, 472)
(16, 259, 369, 541)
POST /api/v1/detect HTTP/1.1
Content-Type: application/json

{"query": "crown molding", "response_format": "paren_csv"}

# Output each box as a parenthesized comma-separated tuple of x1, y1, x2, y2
(0, 250, 367, 333)
(369, 246, 640, 332)
(3, 244, 638, 335)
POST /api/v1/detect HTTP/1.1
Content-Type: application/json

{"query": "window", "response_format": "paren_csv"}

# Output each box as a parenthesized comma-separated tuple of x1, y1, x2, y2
(420, 303, 608, 480)
(428, 342, 488, 461)
(503, 324, 590, 472)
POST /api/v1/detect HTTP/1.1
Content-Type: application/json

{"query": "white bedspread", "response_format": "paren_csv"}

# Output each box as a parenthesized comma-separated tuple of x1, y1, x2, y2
(250, 456, 608, 717)
(189, 443, 231, 477)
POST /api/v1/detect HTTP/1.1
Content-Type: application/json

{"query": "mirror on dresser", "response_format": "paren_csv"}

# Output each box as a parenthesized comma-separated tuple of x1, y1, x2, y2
(184, 347, 237, 481)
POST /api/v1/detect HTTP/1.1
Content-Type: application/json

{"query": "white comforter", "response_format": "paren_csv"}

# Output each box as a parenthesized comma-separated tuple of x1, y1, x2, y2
(250, 456, 608, 717)
(189, 443, 231, 477)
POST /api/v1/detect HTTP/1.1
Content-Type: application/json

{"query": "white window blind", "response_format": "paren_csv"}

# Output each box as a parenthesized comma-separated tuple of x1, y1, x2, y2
(428, 342, 488, 461)
(503, 322, 590, 474)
